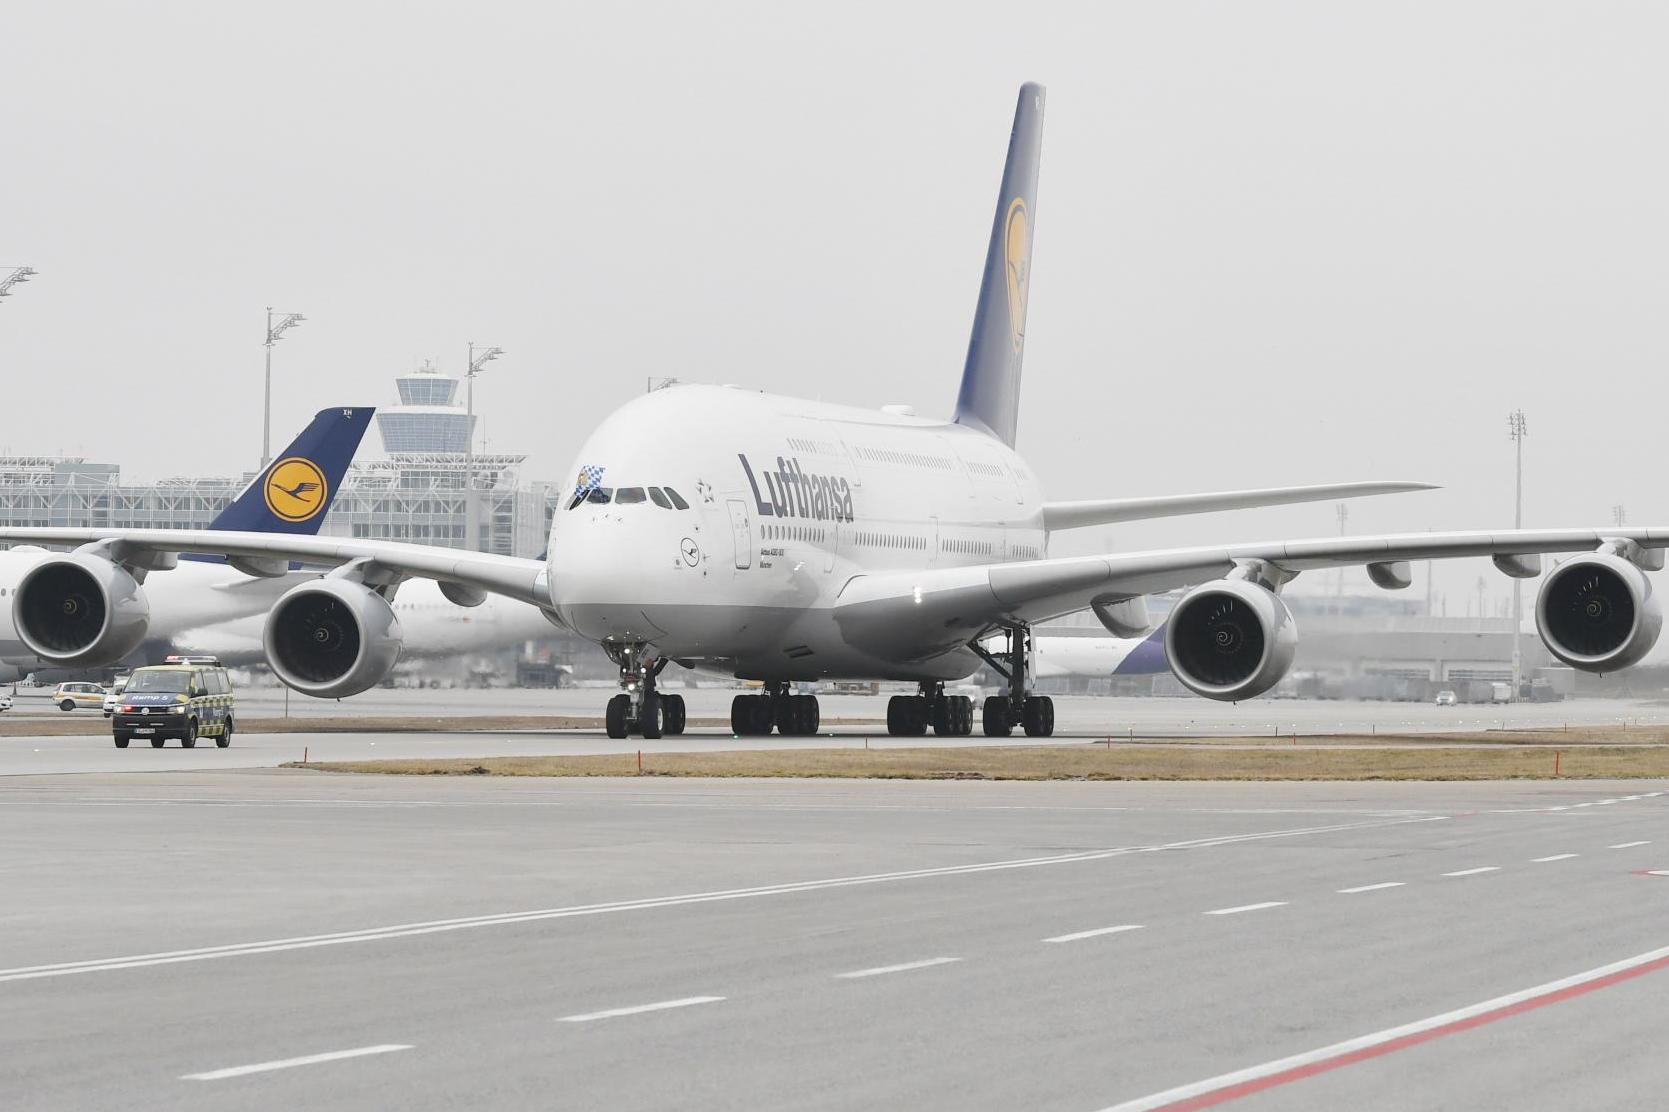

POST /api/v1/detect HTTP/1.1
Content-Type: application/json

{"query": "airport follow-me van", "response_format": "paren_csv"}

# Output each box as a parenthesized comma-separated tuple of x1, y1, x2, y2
(110, 656, 235, 749)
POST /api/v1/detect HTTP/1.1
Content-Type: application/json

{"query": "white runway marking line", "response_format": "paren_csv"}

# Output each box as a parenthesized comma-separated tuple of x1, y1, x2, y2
(1443, 866, 1500, 877)
(1336, 882, 1404, 894)
(558, 996, 724, 1023)
(182, 1044, 412, 1081)
(0, 815, 1441, 985)
(1611, 841, 1652, 849)
(1204, 901, 1287, 917)
(1533, 853, 1578, 862)
(836, 957, 961, 979)
(1044, 925, 1145, 944)
(1092, 941, 1669, 1112)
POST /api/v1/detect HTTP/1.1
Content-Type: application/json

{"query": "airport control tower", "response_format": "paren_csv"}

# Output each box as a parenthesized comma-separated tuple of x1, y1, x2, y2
(375, 360, 474, 452)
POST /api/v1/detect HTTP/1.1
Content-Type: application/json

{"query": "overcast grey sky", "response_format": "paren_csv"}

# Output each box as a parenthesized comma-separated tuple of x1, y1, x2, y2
(3, 1, 1665, 609)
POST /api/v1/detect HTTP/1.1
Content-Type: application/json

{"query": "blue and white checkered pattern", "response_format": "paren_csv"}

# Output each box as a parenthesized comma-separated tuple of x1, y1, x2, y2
(572, 464, 606, 500)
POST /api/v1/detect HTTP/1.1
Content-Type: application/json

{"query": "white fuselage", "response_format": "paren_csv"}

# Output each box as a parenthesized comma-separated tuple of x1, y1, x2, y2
(546, 384, 1048, 681)
(1030, 635, 1163, 680)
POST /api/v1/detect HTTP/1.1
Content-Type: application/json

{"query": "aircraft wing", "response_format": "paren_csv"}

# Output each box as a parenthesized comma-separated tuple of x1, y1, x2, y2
(832, 527, 1669, 659)
(0, 529, 549, 607)
(1040, 480, 1436, 532)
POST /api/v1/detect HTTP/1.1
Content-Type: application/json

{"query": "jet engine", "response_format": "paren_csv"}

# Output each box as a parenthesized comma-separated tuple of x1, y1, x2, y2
(262, 578, 403, 699)
(1163, 578, 1297, 701)
(13, 553, 150, 667)
(1535, 553, 1662, 672)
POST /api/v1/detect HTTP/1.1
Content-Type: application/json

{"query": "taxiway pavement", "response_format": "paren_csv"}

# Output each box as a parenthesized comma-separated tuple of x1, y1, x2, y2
(2, 772, 1666, 1110)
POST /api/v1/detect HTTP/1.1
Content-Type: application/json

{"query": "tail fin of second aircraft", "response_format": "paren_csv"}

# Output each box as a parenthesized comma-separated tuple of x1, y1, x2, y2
(954, 82, 1045, 449)
(211, 407, 374, 534)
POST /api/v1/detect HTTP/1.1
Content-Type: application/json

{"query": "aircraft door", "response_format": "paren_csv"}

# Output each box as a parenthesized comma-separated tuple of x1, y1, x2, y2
(726, 500, 752, 570)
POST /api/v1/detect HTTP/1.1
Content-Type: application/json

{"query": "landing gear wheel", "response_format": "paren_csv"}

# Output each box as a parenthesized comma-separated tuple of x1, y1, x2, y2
(150, 737, 165, 748)
(982, 696, 1012, 738)
(777, 695, 820, 737)
(605, 694, 631, 739)
(663, 694, 686, 736)
(952, 695, 973, 736)
(887, 695, 928, 737)
(639, 692, 663, 740)
(218, 718, 233, 748)
(181, 721, 198, 749)
(750, 697, 776, 735)
(1022, 695, 1055, 738)
(113, 734, 130, 749)
(730, 694, 751, 735)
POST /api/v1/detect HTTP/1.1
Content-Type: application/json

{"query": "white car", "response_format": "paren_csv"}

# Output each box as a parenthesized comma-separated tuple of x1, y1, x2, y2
(52, 682, 107, 712)
(0, 693, 12, 713)
(102, 677, 130, 717)
(1435, 689, 1457, 707)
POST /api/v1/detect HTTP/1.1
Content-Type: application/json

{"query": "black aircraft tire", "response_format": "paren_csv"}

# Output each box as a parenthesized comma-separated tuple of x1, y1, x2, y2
(1022, 695, 1055, 738)
(982, 696, 1011, 737)
(605, 694, 631, 739)
(639, 692, 663, 740)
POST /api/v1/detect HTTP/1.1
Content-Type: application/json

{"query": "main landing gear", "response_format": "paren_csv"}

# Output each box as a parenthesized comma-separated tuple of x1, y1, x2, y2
(884, 682, 975, 737)
(968, 623, 1055, 738)
(731, 683, 821, 737)
(603, 643, 687, 740)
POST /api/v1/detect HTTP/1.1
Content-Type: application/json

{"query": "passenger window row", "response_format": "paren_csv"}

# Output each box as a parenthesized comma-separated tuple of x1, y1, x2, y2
(763, 524, 826, 544)
(856, 531, 925, 551)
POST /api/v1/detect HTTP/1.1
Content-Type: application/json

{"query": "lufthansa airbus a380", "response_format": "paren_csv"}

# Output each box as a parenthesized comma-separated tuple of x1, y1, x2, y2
(3, 84, 1664, 740)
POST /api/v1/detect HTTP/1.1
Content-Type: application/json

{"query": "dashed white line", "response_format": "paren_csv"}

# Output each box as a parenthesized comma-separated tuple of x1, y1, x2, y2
(1337, 882, 1405, 894)
(1533, 854, 1578, 862)
(558, 996, 724, 1023)
(182, 1044, 412, 1080)
(836, 957, 961, 979)
(1204, 902, 1287, 916)
(1611, 841, 1651, 849)
(1044, 925, 1145, 944)
(0, 816, 1439, 985)
(1443, 867, 1500, 877)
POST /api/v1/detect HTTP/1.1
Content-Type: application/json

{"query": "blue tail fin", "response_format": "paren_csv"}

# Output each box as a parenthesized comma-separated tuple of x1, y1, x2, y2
(211, 408, 374, 534)
(954, 83, 1045, 448)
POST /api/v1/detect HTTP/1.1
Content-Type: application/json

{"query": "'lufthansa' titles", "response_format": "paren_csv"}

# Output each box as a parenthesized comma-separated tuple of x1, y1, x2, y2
(740, 454, 853, 522)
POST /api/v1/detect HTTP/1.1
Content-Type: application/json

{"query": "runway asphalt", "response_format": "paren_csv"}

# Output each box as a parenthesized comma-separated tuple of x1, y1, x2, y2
(2, 772, 1666, 1110)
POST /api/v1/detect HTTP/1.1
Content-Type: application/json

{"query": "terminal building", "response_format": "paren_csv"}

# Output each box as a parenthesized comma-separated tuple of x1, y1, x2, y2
(0, 363, 562, 559)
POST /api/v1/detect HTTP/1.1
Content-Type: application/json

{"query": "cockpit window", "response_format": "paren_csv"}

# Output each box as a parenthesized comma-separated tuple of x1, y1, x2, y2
(615, 487, 647, 505)
(585, 487, 613, 504)
(647, 487, 672, 509)
(662, 486, 690, 510)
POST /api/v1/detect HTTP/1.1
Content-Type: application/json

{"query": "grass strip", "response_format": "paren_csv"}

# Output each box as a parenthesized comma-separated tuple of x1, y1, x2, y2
(287, 742, 1669, 781)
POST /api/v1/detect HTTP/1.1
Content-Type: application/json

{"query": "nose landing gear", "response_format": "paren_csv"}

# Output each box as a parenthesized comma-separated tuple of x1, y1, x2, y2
(968, 624, 1055, 738)
(602, 643, 686, 739)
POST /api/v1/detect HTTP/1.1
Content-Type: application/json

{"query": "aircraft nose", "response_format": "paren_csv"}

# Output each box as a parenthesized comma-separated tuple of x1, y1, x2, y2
(547, 516, 663, 640)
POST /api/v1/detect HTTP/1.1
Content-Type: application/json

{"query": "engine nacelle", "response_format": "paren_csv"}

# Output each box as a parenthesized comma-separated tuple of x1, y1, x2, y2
(1164, 578, 1297, 701)
(262, 579, 403, 699)
(13, 554, 150, 667)
(1535, 553, 1662, 672)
